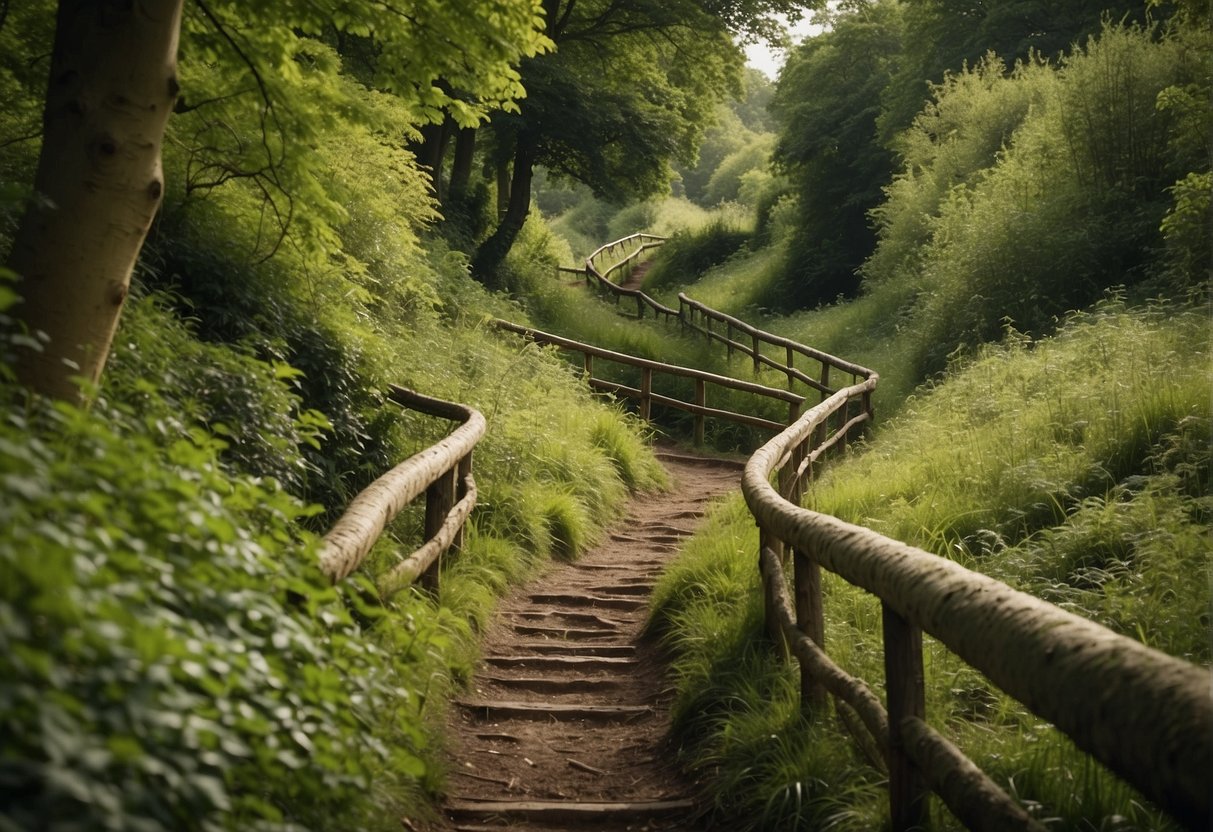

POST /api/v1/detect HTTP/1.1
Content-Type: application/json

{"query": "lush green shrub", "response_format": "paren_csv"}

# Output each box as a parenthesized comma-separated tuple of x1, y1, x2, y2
(642, 220, 752, 291)
(900, 23, 1208, 374)
(0, 391, 426, 831)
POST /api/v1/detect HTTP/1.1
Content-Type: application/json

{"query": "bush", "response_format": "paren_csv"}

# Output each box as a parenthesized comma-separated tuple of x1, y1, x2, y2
(642, 220, 752, 291)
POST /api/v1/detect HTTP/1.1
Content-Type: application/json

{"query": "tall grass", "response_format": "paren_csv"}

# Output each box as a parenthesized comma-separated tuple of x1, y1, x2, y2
(651, 299, 1208, 829)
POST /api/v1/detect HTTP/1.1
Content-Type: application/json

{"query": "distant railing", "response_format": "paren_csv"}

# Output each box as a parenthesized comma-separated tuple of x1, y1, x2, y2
(745, 386, 1211, 830)
(319, 385, 485, 597)
(571, 234, 874, 402)
(678, 293, 873, 402)
(578, 233, 681, 322)
(493, 319, 813, 444)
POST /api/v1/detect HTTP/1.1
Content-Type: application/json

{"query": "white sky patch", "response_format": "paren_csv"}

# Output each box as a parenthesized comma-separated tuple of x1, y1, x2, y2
(744, 13, 825, 80)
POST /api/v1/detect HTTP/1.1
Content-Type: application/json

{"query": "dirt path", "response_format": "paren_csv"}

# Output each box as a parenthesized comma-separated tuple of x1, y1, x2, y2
(432, 446, 741, 831)
(617, 259, 652, 292)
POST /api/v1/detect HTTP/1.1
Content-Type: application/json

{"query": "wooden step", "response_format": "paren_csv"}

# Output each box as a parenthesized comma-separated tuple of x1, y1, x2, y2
(456, 700, 653, 722)
(479, 675, 622, 694)
(511, 624, 621, 639)
(529, 593, 645, 611)
(446, 797, 695, 825)
(484, 654, 638, 672)
(512, 610, 623, 628)
(503, 642, 635, 657)
(587, 583, 654, 596)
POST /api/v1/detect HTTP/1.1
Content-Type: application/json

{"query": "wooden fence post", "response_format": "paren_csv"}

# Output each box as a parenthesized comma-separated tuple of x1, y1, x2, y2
(883, 602, 929, 831)
(421, 467, 457, 593)
(786, 345, 795, 392)
(640, 367, 653, 422)
(820, 363, 831, 402)
(453, 453, 472, 551)
(583, 352, 594, 380)
(636, 295, 645, 319)
(694, 379, 706, 446)
(760, 537, 788, 659)
(752, 334, 760, 373)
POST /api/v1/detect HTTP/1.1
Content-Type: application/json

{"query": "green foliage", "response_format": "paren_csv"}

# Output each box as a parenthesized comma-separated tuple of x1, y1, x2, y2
(767, 0, 904, 307)
(0, 390, 426, 831)
(901, 23, 1209, 375)
(643, 221, 753, 291)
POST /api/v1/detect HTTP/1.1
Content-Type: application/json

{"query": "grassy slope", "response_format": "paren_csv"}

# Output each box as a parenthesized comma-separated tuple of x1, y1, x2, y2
(633, 246, 1210, 829)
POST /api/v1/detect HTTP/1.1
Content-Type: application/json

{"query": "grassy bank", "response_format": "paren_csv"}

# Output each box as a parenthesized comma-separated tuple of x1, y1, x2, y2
(649, 299, 1210, 830)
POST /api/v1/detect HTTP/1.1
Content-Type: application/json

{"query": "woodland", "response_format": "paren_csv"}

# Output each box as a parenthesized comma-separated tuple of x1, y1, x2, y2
(0, 1, 1209, 830)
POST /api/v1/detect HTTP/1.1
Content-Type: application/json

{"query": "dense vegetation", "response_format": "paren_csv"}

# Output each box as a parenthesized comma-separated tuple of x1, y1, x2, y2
(628, 3, 1211, 830)
(1, 0, 1208, 830)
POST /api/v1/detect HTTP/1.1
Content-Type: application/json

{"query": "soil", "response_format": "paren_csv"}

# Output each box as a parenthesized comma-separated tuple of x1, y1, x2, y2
(425, 446, 744, 831)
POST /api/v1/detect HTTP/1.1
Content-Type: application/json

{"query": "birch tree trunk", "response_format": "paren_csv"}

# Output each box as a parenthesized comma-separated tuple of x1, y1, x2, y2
(6, 0, 184, 401)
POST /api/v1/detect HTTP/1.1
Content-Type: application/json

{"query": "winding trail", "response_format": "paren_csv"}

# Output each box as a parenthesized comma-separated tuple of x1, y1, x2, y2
(434, 446, 742, 831)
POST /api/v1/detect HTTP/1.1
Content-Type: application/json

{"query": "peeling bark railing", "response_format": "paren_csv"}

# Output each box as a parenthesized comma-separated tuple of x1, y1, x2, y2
(319, 384, 486, 597)
(744, 385, 1211, 831)
(493, 319, 807, 443)
(580, 233, 681, 322)
(678, 293, 873, 402)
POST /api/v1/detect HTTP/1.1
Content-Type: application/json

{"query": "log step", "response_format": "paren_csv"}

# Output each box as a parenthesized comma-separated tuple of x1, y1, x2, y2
(479, 675, 621, 694)
(446, 797, 695, 825)
(587, 583, 654, 596)
(511, 625, 621, 639)
(484, 654, 638, 671)
(529, 593, 644, 610)
(512, 610, 623, 628)
(456, 700, 653, 722)
(502, 642, 635, 657)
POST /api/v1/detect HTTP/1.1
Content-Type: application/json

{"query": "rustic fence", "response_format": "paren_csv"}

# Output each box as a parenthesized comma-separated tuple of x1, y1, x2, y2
(575, 232, 681, 322)
(493, 319, 812, 444)
(677, 293, 873, 402)
(318, 384, 485, 597)
(744, 381, 1211, 831)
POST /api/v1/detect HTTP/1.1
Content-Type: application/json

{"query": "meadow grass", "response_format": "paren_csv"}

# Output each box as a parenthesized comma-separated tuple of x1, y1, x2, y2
(648, 298, 1208, 830)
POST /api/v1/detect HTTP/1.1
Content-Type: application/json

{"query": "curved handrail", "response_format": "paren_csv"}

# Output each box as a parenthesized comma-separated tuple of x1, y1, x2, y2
(580, 233, 681, 321)
(678, 293, 873, 399)
(744, 385, 1211, 830)
(319, 385, 486, 595)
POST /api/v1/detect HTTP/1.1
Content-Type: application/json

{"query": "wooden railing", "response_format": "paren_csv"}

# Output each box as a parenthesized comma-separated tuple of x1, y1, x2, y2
(493, 319, 810, 444)
(678, 293, 873, 402)
(579, 233, 681, 322)
(571, 234, 874, 403)
(744, 385, 1211, 830)
(319, 384, 485, 597)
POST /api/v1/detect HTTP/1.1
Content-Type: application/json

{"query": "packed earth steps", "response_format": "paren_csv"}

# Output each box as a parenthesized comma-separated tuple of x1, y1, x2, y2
(432, 447, 743, 831)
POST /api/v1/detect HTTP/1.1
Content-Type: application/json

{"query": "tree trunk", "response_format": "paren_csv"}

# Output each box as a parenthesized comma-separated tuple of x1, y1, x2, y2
(446, 126, 477, 206)
(495, 152, 512, 220)
(414, 117, 453, 203)
(473, 135, 535, 286)
(6, 0, 184, 401)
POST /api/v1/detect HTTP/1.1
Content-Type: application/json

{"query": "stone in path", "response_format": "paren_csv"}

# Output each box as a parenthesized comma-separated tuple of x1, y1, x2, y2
(432, 447, 742, 831)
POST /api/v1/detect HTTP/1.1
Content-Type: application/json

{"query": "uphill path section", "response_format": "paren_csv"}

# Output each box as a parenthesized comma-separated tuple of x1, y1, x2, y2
(430, 446, 742, 832)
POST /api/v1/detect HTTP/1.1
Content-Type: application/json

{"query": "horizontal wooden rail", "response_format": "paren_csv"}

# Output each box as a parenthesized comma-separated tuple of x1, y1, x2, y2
(678, 293, 874, 401)
(744, 386, 1211, 830)
(319, 385, 486, 595)
(493, 319, 804, 441)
